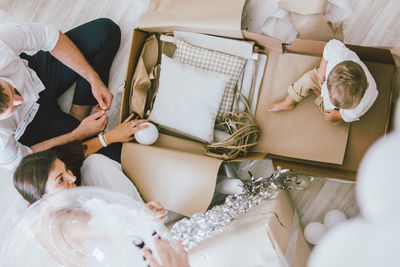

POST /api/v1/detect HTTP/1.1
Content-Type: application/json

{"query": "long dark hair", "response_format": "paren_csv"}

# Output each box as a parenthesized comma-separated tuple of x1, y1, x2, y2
(13, 142, 86, 204)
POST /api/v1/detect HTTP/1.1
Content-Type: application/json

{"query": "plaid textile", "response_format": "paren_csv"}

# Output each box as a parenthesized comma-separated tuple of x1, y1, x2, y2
(173, 39, 246, 120)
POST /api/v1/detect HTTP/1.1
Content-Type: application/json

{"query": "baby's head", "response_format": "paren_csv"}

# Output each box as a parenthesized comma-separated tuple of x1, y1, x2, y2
(327, 60, 367, 109)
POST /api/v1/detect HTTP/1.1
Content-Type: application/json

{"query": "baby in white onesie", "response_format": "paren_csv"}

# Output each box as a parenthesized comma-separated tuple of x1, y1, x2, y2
(267, 39, 378, 123)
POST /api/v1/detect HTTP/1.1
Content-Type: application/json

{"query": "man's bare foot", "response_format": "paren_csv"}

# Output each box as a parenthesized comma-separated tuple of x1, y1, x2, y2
(267, 95, 296, 112)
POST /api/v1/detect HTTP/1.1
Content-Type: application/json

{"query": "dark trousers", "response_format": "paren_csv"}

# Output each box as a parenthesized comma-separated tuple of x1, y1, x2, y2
(18, 18, 122, 162)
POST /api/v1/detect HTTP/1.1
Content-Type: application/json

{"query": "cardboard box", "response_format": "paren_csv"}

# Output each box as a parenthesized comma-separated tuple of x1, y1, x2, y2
(188, 192, 311, 267)
(120, 0, 395, 215)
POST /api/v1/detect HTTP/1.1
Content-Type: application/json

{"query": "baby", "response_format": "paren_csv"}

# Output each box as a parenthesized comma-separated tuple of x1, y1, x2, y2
(267, 39, 378, 123)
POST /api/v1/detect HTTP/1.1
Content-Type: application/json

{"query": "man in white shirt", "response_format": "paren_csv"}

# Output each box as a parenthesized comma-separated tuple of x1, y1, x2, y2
(0, 18, 121, 171)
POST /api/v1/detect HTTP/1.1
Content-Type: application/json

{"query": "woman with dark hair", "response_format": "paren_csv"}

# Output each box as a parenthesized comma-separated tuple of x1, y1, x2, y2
(9, 114, 192, 267)
(13, 141, 85, 204)
(13, 113, 167, 221)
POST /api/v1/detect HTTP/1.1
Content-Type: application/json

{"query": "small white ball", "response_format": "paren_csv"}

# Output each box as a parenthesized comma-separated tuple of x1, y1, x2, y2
(134, 122, 159, 145)
(304, 222, 326, 245)
(324, 209, 347, 229)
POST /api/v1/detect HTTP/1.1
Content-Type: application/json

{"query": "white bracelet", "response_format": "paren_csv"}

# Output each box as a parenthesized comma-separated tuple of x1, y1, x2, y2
(98, 133, 108, 147)
(103, 132, 110, 145)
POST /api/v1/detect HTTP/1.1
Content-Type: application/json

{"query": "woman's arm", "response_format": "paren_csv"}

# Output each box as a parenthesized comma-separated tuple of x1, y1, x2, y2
(31, 111, 108, 153)
(82, 114, 148, 158)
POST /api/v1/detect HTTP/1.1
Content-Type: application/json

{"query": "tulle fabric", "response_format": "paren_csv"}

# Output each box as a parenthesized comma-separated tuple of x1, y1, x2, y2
(0, 187, 175, 267)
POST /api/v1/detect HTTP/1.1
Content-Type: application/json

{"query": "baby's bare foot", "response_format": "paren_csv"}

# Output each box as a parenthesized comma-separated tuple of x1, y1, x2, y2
(267, 100, 295, 112)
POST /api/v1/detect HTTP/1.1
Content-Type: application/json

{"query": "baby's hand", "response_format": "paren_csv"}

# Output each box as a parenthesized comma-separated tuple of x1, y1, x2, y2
(146, 201, 168, 222)
(324, 109, 342, 123)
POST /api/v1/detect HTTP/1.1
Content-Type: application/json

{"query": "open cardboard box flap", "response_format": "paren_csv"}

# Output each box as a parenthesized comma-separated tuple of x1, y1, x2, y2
(122, 134, 222, 217)
(121, 0, 395, 215)
(138, 0, 283, 53)
(138, 0, 245, 39)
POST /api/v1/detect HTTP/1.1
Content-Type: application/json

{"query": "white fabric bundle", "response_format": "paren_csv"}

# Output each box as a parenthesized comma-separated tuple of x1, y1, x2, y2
(149, 55, 229, 143)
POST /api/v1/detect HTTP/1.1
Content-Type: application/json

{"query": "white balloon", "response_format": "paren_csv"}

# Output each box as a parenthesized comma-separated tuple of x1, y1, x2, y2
(309, 218, 400, 267)
(135, 122, 159, 145)
(357, 132, 400, 222)
(304, 222, 326, 245)
(323, 209, 347, 229)
(308, 219, 376, 267)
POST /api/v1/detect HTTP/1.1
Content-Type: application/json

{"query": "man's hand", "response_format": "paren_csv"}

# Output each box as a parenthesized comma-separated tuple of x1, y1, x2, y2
(91, 79, 113, 111)
(73, 111, 108, 140)
(324, 109, 343, 123)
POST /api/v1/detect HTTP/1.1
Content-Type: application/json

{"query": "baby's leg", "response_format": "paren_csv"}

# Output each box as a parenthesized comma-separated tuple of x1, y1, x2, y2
(267, 94, 296, 111)
(267, 68, 321, 112)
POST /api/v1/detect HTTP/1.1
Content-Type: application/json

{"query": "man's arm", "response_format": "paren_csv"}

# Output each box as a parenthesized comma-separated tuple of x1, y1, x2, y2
(31, 111, 108, 153)
(49, 32, 113, 110)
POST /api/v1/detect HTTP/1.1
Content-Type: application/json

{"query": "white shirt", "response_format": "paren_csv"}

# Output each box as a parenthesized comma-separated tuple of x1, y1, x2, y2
(0, 23, 59, 171)
(320, 39, 378, 122)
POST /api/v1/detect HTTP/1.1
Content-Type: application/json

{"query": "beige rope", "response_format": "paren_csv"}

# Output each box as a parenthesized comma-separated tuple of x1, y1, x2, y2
(206, 76, 261, 160)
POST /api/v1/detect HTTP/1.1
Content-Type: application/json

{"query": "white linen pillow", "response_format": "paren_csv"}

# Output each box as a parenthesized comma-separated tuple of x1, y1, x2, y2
(173, 39, 246, 120)
(148, 55, 229, 143)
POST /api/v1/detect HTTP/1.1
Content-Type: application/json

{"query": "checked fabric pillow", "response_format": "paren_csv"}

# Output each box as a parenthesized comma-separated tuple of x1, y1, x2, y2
(173, 39, 246, 120)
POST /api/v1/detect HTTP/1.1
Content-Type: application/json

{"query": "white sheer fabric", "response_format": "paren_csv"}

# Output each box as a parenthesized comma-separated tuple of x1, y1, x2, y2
(0, 155, 147, 266)
(1, 187, 174, 267)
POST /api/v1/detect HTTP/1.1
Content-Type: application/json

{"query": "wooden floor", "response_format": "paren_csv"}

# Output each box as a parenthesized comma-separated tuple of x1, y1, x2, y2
(1, 0, 398, 242)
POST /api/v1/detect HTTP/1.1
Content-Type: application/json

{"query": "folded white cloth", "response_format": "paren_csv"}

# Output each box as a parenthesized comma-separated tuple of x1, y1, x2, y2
(250, 54, 267, 116)
(236, 53, 267, 115)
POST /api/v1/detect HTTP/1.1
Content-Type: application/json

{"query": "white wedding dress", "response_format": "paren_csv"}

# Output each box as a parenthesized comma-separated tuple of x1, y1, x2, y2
(0, 154, 164, 267)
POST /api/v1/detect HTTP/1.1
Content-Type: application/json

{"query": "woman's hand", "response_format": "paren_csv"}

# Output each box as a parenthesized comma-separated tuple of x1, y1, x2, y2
(146, 201, 168, 222)
(104, 114, 148, 143)
(143, 239, 190, 267)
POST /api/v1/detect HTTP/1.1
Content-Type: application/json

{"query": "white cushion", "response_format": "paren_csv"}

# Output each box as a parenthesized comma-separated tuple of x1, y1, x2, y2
(173, 39, 246, 120)
(148, 55, 229, 143)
